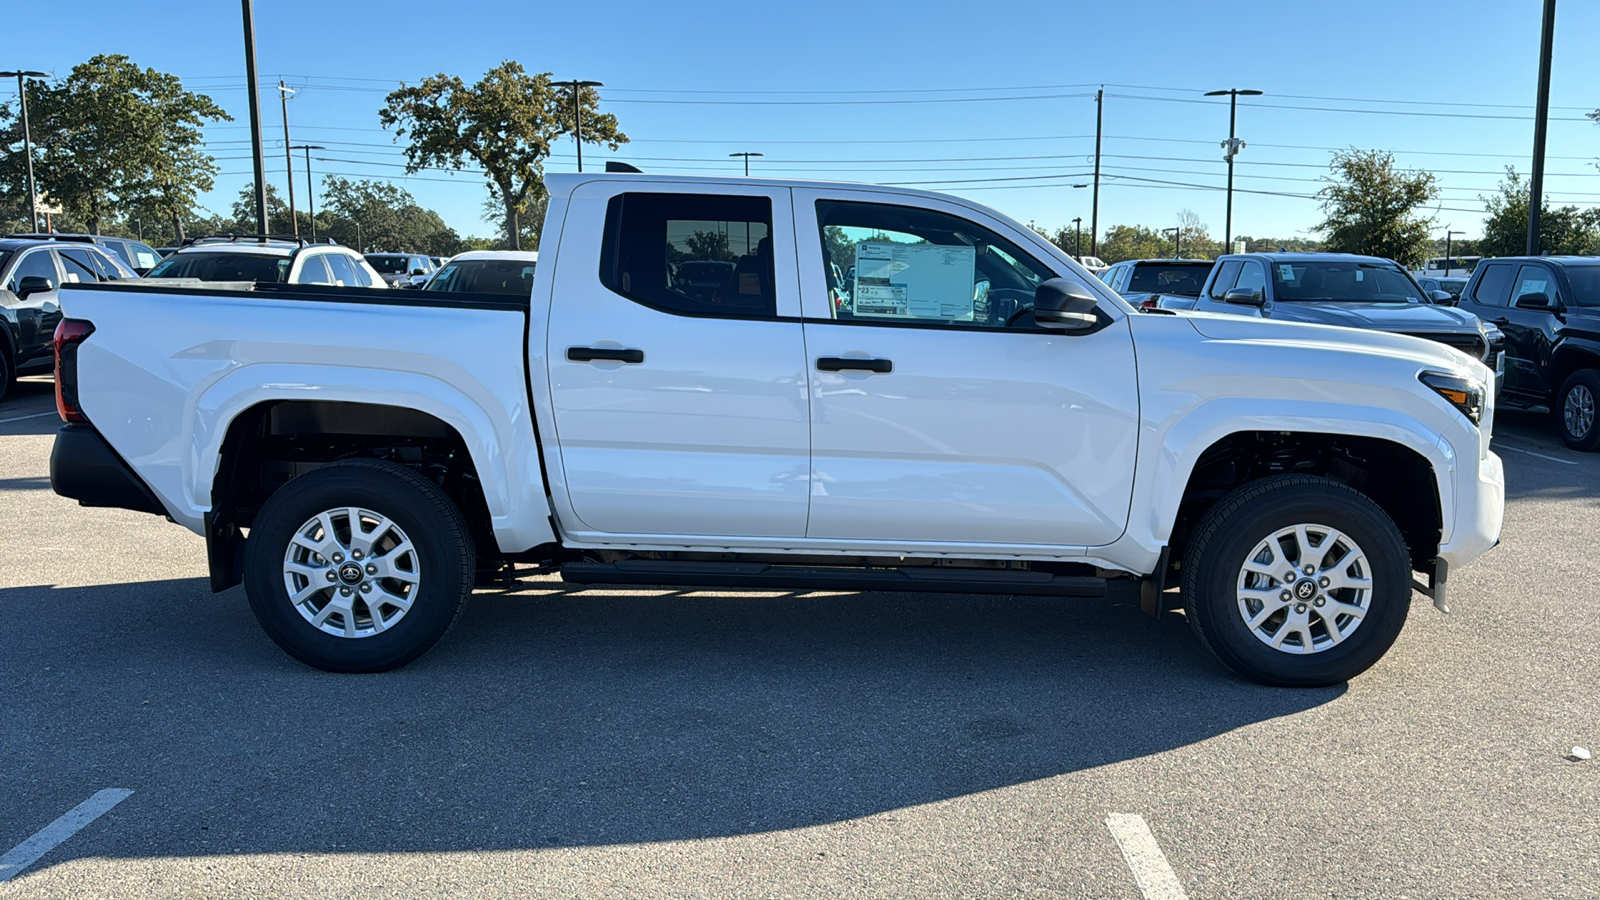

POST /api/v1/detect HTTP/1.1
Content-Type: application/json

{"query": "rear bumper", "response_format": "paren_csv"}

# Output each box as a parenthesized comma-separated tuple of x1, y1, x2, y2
(50, 423, 168, 517)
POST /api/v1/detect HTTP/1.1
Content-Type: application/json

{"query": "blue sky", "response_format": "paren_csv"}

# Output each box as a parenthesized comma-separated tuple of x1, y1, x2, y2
(12, 0, 1599, 243)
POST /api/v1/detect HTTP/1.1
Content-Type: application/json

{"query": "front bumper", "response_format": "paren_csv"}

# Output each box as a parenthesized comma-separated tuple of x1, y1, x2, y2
(1438, 448, 1504, 570)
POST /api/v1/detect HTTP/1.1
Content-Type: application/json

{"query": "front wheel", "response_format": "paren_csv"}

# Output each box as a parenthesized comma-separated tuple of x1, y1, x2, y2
(243, 459, 476, 672)
(1554, 369, 1600, 452)
(1182, 475, 1413, 687)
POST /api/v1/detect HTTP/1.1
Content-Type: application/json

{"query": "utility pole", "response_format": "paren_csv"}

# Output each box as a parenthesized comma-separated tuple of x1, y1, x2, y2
(1205, 88, 1263, 249)
(1526, 0, 1557, 255)
(0, 71, 48, 232)
(1445, 229, 1465, 275)
(551, 79, 603, 172)
(1072, 216, 1083, 258)
(1091, 87, 1103, 257)
(241, 0, 268, 235)
(277, 81, 298, 237)
(1164, 227, 1180, 259)
(729, 151, 763, 176)
(292, 145, 325, 239)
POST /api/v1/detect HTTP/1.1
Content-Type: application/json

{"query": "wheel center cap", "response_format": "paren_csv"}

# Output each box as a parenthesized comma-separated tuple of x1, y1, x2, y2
(337, 562, 365, 585)
(1294, 579, 1318, 600)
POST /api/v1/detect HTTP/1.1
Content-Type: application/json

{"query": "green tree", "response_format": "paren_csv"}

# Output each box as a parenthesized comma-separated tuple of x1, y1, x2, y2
(1479, 167, 1600, 258)
(317, 176, 459, 254)
(228, 183, 294, 235)
(380, 61, 627, 250)
(1095, 224, 1169, 264)
(0, 55, 230, 234)
(1315, 148, 1437, 267)
(1234, 235, 1324, 253)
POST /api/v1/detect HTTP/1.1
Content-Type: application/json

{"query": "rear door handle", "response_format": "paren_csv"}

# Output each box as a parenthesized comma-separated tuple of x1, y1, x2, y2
(817, 357, 892, 373)
(568, 346, 644, 364)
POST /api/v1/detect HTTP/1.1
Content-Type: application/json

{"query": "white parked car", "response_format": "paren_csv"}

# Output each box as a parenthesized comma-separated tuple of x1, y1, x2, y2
(50, 173, 1502, 687)
(364, 252, 437, 289)
(143, 236, 385, 288)
(422, 250, 538, 295)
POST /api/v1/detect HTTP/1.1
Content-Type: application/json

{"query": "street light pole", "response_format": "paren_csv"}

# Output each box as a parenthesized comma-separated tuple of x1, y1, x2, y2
(551, 79, 603, 173)
(1205, 88, 1263, 249)
(1, 71, 50, 232)
(1445, 229, 1466, 275)
(729, 151, 763, 176)
(1526, 0, 1557, 255)
(241, 0, 269, 235)
(277, 81, 298, 237)
(1072, 216, 1083, 258)
(291, 144, 324, 239)
(1091, 87, 1103, 257)
(1163, 227, 1180, 260)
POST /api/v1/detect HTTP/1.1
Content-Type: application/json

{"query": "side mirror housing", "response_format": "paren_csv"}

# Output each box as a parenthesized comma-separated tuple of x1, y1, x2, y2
(1033, 278, 1100, 331)
(1429, 289, 1458, 305)
(1222, 287, 1264, 306)
(1514, 291, 1554, 311)
(410, 268, 427, 276)
(16, 275, 54, 298)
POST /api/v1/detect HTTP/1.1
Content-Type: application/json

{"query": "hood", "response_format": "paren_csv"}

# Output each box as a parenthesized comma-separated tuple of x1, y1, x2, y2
(1265, 300, 1480, 333)
(1175, 310, 1486, 377)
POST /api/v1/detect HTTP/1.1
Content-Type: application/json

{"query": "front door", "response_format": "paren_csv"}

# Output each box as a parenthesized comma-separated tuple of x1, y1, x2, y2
(4, 248, 63, 368)
(1460, 261, 1550, 400)
(793, 188, 1139, 549)
(545, 182, 811, 539)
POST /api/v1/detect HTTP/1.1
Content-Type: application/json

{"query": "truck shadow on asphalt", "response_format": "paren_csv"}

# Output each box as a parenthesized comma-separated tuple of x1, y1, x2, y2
(1, 576, 1341, 863)
(1492, 407, 1600, 503)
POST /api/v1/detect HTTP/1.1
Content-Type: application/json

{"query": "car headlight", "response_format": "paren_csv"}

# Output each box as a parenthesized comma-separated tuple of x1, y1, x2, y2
(1419, 371, 1484, 425)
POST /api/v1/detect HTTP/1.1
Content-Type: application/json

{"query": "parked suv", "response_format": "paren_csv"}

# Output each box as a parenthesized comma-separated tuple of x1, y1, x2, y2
(0, 236, 136, 400)
(1101, 258, 1214, 309)
(1187, 252, 1500, 368)
(364, 252, 436, 288)
(6, 233, 165, 275)
(1455, 256, 1600, 450)
(144, 236, 385, 288)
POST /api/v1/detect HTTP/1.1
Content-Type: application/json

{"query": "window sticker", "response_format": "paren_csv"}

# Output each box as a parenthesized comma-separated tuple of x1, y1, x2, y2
(852, 241, 976, 320)
(1278, 264, 1295, 281)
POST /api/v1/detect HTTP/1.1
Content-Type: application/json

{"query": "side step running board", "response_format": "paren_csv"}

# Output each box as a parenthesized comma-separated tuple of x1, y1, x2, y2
(559, 560, 1106, 597)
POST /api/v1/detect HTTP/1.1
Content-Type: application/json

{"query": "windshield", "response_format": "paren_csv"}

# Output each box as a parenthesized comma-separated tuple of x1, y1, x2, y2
(365, 255, 411, 274)
(1272, 260, 1425, 304)
(425, 259, 537, 295)
(1128, 264, 1210, 297)
(1564, 266, 1600, 306)
(146, 252, 291, 282)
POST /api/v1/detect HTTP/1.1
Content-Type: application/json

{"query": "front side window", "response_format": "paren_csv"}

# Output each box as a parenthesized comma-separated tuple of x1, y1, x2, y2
(1208, 260, 1243, 299)
(600, 192, 775, 317)
(1511, 265, 1553, 305)
(58, 248, 100, 283)
(816, 199, 1055, 328)
(297, 255, 333, 284)
(324, 253, 358, 286)
(345, 257, 374, 287)
(100, 239, 134, 268)
(1233, 261, 1268, 296)
(7, 250, 58, 292)
(128, 242, 162, 272)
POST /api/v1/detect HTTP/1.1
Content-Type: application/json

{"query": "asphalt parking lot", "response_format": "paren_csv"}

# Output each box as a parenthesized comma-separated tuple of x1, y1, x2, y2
(2, 373, 1597, 898)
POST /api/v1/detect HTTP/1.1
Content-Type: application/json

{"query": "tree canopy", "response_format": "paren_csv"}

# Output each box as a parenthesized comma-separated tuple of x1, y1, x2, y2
(0, 54, 229, 234)
(1315, 149, 1437, 267)
(1478, 167, 1600, 258)
(380, 61, 627, 249)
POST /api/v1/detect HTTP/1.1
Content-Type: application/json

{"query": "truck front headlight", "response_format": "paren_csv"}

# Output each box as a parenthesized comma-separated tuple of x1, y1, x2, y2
(1420, 371, 1484, 425)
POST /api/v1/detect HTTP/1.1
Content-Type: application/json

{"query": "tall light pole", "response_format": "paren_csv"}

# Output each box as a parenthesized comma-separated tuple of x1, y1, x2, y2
(729, 151, 763, 176)
(1091, 87, 1103, 257)
(241, 0, 269, 235)
(291, 145, 325, 239)
(1, 70, 49, 232)
(1072, 216, 1083, 258)
(1204, 88, 1262, 250)
(1526, 0, 1557, 255)
(277, 81, 297, 237)
(1445, 229, 1466, 275)
(551, 79, 603, 172)
(1163, 227, 1181, 260)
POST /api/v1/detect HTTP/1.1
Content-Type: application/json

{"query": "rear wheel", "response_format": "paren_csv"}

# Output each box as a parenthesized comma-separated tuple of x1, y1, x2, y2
(1553, 369, 1600, 452)
(0, 350, 11, 404)
(244, 459, 475, 672)
(1182, 475, 1412, 687)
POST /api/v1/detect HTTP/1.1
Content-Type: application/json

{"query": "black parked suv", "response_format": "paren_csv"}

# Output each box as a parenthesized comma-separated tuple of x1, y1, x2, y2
(7, 233, 165, 275)
(1456, 256, 1600, 450)
(0, 237, 137, 402)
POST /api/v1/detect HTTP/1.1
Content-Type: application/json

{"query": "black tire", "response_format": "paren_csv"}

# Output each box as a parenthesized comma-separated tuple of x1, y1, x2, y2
(1181, 475, 1412, 687)
(0, 349, 11, 405)
(244, 459, 475, 673)
(1552, 369, 1600, 452)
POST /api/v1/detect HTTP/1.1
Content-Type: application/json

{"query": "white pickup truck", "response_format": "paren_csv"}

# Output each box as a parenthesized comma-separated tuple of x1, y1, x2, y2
(49, 173, 1503, 686)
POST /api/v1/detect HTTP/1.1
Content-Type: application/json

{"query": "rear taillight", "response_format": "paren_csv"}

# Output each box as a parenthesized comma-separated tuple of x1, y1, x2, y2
(54, 319, 95, 423)
(1140, 299, 1159, 309)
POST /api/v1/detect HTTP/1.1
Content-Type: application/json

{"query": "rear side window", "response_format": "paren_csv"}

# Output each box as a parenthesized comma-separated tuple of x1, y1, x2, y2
(600, 192, 776, 318)
(1208, 260, 1242, 298)
(298, 255, 333, 284)
(1469, 264, 1513, 308)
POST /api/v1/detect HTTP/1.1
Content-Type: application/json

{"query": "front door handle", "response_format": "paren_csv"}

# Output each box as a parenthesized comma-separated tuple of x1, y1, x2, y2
(568, 346, 644, 364)
(817, 357, 892, 373)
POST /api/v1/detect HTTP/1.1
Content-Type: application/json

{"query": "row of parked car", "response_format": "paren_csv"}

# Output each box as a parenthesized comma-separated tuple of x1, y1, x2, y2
(1097, 252, 1600, 451)
(0, 232, 540, 401)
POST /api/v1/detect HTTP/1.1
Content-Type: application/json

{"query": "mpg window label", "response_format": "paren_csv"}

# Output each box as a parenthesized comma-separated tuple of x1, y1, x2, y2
(852, 242, 976, 320)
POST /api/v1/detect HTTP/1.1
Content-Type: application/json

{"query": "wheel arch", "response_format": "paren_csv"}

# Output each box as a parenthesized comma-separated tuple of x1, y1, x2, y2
(1550, 338, 1600, 391)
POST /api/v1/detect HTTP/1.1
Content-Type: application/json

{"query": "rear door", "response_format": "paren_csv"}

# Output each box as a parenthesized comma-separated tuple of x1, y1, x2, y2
(544, 182, 811, 539)
(793, 187, 1139, 548)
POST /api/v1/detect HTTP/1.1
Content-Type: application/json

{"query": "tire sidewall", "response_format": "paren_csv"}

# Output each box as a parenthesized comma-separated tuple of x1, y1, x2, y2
(1555, 370, 1600, 451)
(244, 464, 470, 672)
(1189, 485, 1412, 687)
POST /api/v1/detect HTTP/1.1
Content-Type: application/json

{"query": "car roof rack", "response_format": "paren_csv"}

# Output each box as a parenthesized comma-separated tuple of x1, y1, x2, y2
(182, 234, 339, 248)
(3, 232, 100, 243)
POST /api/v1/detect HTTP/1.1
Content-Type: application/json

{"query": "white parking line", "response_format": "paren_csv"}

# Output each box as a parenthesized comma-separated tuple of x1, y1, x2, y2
(1106, 813, 1188, 900)
(0, 789, 134, 883)
(1496, 444, 1579, 466)
(0, 411, 57, 425)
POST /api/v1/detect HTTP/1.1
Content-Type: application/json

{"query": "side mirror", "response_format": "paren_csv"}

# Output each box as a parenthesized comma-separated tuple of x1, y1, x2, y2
(1429, 290, 1458, 306)
(1515, 291, 1554, 311)
(411, 268, 427, 276)
(16, 275, 54, 298)
(1222, 287, 1264, 306)
(1033, 278, 1100, 331)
